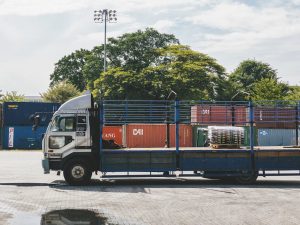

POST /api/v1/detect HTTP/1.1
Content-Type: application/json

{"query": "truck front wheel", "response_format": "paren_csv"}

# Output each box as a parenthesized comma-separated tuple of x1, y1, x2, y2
(63, 159, 92, 185)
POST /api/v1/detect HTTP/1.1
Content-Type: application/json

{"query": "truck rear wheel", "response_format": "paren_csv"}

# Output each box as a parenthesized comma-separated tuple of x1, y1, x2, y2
(63, 159, 92, 185)
(235, 172, 258, 185)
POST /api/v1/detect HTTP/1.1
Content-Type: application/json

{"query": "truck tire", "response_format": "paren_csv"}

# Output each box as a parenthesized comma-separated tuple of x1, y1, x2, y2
(63, 159, 92, 185)
(234, 172, 258, 185)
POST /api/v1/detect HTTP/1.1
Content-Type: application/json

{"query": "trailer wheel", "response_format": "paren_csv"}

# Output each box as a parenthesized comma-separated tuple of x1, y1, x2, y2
(63, 159, 92, 185)
(235, 172, 258, 185)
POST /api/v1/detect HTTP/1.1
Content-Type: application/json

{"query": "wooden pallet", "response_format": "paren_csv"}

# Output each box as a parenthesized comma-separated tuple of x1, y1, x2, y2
(211, 144, 241, 149)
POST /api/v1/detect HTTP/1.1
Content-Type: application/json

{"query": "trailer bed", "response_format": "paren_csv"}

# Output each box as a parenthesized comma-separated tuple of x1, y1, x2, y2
(100, 146, 300, 173)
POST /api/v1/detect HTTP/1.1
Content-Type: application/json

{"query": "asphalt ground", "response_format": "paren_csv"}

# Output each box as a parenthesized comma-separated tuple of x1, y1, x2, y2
(1, 151, 300, 225)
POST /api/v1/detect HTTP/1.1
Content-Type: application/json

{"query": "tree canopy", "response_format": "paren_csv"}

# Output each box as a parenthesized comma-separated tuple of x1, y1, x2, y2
(93, 45, 226, 100)
(48, 28, 297, 101)
(0, 91, 25, 103)
(229, 59, 290, 100)
(41, 81, 81, 103)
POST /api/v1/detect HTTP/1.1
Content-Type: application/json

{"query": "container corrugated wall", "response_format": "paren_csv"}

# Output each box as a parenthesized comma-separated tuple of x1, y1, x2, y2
(257, 128, 299, 146)
(123, 124, 192, 148)
(2, 126, 47, 149)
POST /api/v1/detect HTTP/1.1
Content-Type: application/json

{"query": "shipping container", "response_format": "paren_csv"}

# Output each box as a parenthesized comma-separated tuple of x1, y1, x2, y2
(123, 124, 192, 148)
(3, 102, 60, 126)
(191, 105, 248, 126)
(241, 126, 258, 146)
(2, 126, 47, 149)
(254, 107, 297, 129)
(257, 128, 299, 146)
(102, 126, 123, 145)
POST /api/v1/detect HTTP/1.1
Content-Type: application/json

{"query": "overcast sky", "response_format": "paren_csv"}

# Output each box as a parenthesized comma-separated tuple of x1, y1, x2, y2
(0, 0, 300, 95)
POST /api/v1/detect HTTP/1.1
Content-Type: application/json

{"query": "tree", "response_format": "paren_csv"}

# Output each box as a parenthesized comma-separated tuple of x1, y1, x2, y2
(93, 45, 226, 100)
(251, 78, 290, 100)
(0, 91, 25, 103)
(41, 81, 81, 103)
(285, 86, 300, 100)
(106, 28, 179, 72)
(228, 59, 290, 100)
(50, 49, 91, 91)
(229, 59, 278, 90)
(50, 28, 179, 93)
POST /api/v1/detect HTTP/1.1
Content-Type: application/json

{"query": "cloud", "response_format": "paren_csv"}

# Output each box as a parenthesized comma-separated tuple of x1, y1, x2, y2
(185, 2, 300, 52)
(152, 20, 175, 32)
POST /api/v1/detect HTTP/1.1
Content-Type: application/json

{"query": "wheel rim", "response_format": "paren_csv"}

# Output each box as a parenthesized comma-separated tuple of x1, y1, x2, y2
(71, 165, 85, 179)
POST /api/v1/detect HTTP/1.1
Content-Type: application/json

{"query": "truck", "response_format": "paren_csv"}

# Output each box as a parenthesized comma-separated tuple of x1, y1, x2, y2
(39, 92, 300, 185)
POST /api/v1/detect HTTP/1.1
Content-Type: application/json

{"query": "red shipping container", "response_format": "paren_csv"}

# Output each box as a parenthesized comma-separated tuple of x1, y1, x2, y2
(102, 126, 123, 145)
(191, 105, 247, 126)
(124, 124, 166, 148)
(254, 107, 297, 129)
(123, 124, 192, 148)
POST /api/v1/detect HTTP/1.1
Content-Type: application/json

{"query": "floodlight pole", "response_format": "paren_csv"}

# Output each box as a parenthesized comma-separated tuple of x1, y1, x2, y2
(103, 9, 107, 72)
(94, 9, 117, 73)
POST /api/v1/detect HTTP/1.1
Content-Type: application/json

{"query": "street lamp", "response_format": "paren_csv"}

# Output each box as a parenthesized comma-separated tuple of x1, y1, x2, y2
(94, 9, 117, 72)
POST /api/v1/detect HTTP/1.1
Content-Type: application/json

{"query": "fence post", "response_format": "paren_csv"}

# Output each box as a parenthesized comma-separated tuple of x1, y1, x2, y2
(296, 101, 300, 146)
(175, 100, 180, 169)
(249, 100, 255, 173)
(99, 100, 104, 155)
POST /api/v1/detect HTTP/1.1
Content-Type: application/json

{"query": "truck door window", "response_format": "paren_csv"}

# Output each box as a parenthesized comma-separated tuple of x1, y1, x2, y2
(77, 116, 87, 131)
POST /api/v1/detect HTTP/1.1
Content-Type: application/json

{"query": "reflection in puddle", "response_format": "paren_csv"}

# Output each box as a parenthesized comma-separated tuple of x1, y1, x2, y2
(41, 209, 113, 225)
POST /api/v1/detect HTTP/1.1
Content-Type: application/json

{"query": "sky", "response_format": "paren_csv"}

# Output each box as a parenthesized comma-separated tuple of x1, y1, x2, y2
(0, 0, 300, 95)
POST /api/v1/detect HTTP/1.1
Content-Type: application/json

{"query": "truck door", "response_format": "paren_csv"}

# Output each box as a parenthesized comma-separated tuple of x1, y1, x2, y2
(48, 116, 76, 152)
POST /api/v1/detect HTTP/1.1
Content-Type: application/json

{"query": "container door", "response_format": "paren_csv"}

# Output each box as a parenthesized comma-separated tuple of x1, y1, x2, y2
(196, 129, 207, 147)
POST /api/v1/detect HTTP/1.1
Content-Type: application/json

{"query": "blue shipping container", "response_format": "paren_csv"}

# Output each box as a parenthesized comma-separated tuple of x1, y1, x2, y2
(3, 102, 60, 126)
(2, 126, 47, 149)
(258, 128, 299, 146)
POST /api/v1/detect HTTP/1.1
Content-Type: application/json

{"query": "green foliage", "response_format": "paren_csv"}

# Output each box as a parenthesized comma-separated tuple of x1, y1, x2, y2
(230, 59, 278, 90)
(229, 59, 290, 100)
(82, 46, 104, 90)
(285, 86, 300, 100)
(251, 78, 290, 100)
(93, 45, 226, 100)
(50, 49, 91, 91)
(41, 81, 81, 103)
(107, 28, 179, 72)
(0, 91, 25, 103)
(49, 29, 294, 101)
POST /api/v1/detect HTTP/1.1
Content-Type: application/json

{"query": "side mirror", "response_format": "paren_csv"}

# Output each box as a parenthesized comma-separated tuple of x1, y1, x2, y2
(32, 115, 40, 131)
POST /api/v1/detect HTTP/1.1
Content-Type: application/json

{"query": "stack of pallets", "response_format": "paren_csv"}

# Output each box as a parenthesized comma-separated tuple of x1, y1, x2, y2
(208, 126, 244, 149)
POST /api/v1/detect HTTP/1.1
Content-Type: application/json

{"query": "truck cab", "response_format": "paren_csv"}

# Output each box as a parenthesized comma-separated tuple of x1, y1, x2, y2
(42, 91, 99, 185)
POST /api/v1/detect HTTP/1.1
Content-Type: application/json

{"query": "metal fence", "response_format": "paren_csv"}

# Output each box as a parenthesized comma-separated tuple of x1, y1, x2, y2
(100, 100, 300, 149)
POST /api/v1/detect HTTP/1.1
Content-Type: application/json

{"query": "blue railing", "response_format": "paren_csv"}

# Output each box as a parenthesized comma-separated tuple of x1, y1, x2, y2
(100, 100, 300, 150)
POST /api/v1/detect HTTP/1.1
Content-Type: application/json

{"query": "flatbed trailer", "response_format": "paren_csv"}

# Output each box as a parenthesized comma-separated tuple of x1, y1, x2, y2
(41, 93, 300, 185)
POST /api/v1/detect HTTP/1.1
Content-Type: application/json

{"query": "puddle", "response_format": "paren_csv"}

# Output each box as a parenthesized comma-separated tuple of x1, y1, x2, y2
(9, 209, 114, 225)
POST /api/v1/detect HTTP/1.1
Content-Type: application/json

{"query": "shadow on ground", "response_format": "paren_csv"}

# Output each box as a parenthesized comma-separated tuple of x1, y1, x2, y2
(1, 178, 300, 193)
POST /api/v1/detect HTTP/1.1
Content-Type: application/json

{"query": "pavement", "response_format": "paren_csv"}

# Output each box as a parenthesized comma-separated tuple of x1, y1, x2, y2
(1, 151, 300, 225)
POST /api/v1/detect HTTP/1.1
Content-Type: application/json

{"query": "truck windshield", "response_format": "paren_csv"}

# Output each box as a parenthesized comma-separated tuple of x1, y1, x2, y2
(50, 116, 75, 132)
